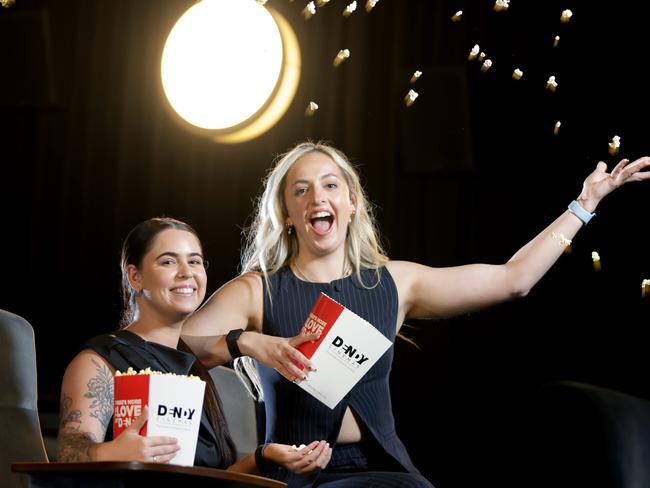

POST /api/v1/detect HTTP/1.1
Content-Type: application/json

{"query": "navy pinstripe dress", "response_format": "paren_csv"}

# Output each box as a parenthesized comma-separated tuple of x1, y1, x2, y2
(258, 267, 433, 487)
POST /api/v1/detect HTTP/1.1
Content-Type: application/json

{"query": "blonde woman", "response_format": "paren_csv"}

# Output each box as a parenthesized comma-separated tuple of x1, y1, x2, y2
(183, 142, 650, 487)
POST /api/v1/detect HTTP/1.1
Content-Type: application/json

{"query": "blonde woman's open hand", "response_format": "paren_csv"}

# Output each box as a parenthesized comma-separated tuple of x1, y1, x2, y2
(579, 156, 650, 211)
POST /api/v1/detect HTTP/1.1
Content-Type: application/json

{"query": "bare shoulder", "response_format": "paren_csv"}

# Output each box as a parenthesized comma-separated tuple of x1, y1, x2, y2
(63, 349, 115, 384)
(233, 271, 264, 296)
(59, 349, 115, 437)
(189, 272, 264, 333)
(208, 271, 263, 301)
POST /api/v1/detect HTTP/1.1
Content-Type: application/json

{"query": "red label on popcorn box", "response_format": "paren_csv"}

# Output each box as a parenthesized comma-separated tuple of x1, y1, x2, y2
(114, 372, 205, 466)
(295, 293, 392, 409)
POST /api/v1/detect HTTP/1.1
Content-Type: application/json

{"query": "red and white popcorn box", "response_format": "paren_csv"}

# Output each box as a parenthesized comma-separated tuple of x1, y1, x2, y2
(295, 293, 392, 409)
(113, 371, 205, 466)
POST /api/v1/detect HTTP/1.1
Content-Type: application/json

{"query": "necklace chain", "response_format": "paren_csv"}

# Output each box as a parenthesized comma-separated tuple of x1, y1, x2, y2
(293, 260, 351, 283)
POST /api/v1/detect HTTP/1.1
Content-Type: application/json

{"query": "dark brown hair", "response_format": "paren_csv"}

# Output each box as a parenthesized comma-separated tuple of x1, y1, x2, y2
(119, 217, 237, 467)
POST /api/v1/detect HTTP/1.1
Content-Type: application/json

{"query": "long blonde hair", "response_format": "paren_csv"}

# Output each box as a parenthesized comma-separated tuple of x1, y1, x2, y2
(241, 141, 388, 286)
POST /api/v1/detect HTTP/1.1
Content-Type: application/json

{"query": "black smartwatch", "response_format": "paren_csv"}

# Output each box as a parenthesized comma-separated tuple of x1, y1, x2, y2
(226, 329, 244, 359)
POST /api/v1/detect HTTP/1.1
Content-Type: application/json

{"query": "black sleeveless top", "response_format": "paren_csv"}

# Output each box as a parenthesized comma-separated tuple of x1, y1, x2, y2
(258, 267, 418, 483)
(84, 329, 223, 468)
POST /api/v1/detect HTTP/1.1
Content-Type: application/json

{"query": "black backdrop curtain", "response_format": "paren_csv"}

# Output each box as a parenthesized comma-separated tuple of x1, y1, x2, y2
(1, 1, 649, 486)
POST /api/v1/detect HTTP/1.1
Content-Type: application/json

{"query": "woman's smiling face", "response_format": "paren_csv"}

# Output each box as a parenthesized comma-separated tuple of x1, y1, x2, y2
(283, 151, 356, 258)
(129, 228, 207, 322)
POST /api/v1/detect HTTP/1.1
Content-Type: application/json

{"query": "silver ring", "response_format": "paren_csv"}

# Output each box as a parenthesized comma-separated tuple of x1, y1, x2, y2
(153, 455, 159, 463)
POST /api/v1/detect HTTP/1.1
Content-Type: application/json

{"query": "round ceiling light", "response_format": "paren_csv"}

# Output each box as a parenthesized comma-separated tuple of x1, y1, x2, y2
(161, 0, 300, 143)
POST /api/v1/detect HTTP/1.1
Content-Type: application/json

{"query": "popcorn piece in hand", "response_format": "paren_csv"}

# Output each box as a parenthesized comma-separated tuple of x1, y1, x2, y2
(554, 121, 561, 135)
(451, 10, 463, 22)
(302, 1, 316, 19)
(592, 251, 601, 272)
(608, 135, 621, 156)
(480, 59, 492, 72)
(404, 89, 418, 107)
(553, 35, 560, 47)
(494, 0, 509, 12)
(642, 279, 650, 298)
(560, 9, 573, 23)
(289, 444, 307, 452)
(468, 44, 480, 61)
(365, 0, 379, 12)
(333, 49, 350, 67)
(512, 68, 523, 80)
(305, 101, 319, 116)
(410, 70, 422, 84)
(546, 75, 558, 92)
(342, 1, 357, 17)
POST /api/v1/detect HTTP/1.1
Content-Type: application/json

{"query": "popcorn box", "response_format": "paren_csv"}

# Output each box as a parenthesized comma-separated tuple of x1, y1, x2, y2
(294, 293, 392, 409)
(113, 372, 205, 466)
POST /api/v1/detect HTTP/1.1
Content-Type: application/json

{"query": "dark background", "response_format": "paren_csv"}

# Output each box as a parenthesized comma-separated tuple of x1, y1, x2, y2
(1, 1, 649, 486)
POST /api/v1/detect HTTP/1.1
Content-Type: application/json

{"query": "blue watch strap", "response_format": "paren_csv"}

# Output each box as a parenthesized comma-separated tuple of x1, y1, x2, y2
(568, 200, 595, 225)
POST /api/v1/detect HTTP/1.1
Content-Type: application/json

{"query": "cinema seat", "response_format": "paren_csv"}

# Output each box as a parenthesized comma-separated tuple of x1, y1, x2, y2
(209, 365, 260, 460)
(0, 309, 48, 488)
(524, 381, 650, 488)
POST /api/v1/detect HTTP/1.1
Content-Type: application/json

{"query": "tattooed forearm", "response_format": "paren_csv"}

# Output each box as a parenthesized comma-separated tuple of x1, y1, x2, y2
(59, 393, 82, 429)
(57, 431, 99, 462)
(84, 358, 114, 430)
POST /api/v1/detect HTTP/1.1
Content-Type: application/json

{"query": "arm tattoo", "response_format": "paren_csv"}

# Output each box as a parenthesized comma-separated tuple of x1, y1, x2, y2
(84, 358, 114, 430)
(58, 392, 101, 462)
(57, 430, 99, 462)
(56, 359, 115, 462)
(59, 393, 81, 429)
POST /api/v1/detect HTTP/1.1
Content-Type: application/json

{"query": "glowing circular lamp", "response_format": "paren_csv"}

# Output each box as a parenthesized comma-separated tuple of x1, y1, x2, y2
(161, 0, 300, 143)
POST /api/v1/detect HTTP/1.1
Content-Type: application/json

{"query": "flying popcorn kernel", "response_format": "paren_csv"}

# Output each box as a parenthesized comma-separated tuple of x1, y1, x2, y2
(305, 101, 319, 116)
(342, 1, 357, 17)
(365, 0, 379, 12)
(554, 121, 561, 135)
(410, 70, 422, 84)
(546, 75, 558, 92)
(592, 251, 601, 272)
(553, 35, 560, 47)
(512, 68, 523, 80)
(480, 59, 492, 72)
(404, 89, 418, 107)
(451, 10, 463, 22)
(333, 49, 350, 67)
(468, 44, 480, 61)
(494, 0, 509, 12)
(302, 1, 316, 19)
(608, 135, 621, 156)
(560, 9, 573, 23)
